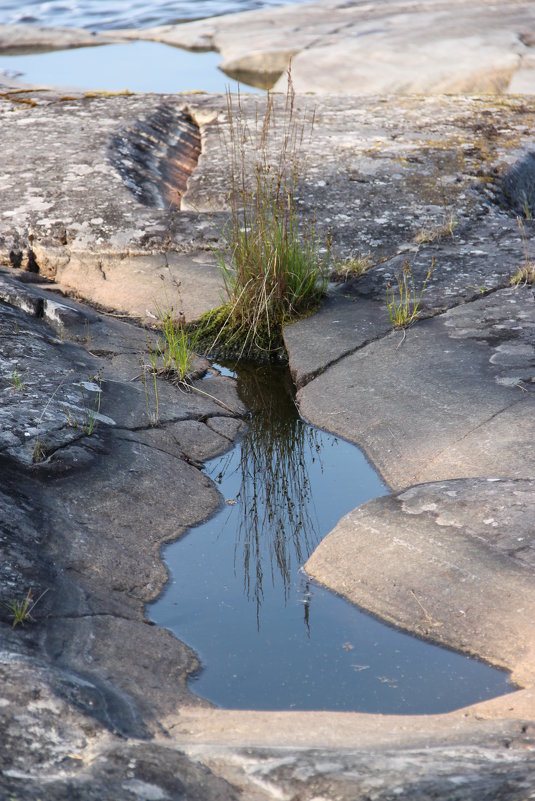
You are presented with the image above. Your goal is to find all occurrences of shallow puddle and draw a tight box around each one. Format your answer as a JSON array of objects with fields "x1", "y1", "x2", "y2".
[
  {"x1": 0, "y1": 40, "x2": 263, "y2": 94},
  {"x1": 149, "y1": 363, "x2": 513, "y2": 714}
]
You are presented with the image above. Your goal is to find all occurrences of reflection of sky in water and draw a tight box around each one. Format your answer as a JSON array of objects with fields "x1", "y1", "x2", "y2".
[
  {"x1": 0, "y1": 0, "x2": 310, "y2": 30},
  {"x1": 0, "y1": 41, "x2": 263, "y2": 93},
  {"x1": 149, "y1": 365, "x2": 513, "y2": 714}
]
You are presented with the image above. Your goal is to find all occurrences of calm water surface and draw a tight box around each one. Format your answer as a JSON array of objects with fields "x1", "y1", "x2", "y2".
[{"x1": 149, "y1": 364, "x2": 513, "y2": 713}]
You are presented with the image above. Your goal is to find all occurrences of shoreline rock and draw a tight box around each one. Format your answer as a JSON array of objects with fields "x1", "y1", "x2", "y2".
[{"x1": 1, "y1": 75, "x2": 535, "y2": 798}]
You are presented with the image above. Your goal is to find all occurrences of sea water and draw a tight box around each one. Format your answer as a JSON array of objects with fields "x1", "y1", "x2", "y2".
[{"x1": 0, "y1": 0, "x2": 310, "y2": 31}]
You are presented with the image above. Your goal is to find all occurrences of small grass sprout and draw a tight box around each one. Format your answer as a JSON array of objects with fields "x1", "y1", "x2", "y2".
[
  {"x1": 82, "y1": 381, "x2": 101, "y2": 435},
  {"x1": 32, "y1": 371, "x2": 74, "y2": 463},
  {"x1": 386, "y1": 259, "x2": 434, "y2": 328},
  {"x1": 32, "y1": 437, "x2": 46, "y2": 463},
  {"x1": 511, "y1": 217, "x2": 535, "y2": 286},
  {"x1": 11, "y1": 369, "x2": 25, "y2": 391},
  {"x1": 4, "y1": 588, "x2": 48, "y2": 628},
  {"x1": 414, "y1": 212, "x2": 457, "y2": 245},
  {"x1": 331, "y1": 253, "x2": 372, "y2": 282},
  {"x1": 156, "y1": 310, "x2": 195, "y2": 381},
  {"x1": 66, "y1": 378, "x2": 102, "y2": 435},
  {"x1": 139, "y1": 350, "x2": 160, "y2": 425}
]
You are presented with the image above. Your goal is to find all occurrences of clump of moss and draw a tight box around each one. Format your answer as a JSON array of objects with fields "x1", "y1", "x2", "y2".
[{"x1": 190, "y1": 304, "x2": 289, "y2": 363}]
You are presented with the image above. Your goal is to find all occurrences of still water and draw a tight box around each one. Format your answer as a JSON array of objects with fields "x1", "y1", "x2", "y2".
[
  {"x1": 149, "y1": 364, "x2": 513, "y2": 713},
  {"x1": 0, "y1": 0, "x2": 310, "y2": 30},
  {"x1": 0, "y1": 40, "x2": 261, "y2": 93}
]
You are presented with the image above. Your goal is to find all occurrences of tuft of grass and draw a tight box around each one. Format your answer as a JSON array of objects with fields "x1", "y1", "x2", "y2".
[
  {"x1": 155, "y1": 308, "x2": 195, "y2": 382},
  {"x1": 386, "y1": 259, "x2": 434, "y2": 328},
  {"x1": 32, "y1": 371, "x2": 74, "y2": 464},
  {"x1": 201, "y1": 71, "x2": 327, "y2": 361},
  {"x1": 81, "y1": 379, "x2": 102, "y2": 436},
  {"x1": 331, "y1": 253, "x2": 372, "y2": 283},
  {"x1": 32, "y1": 437, "x2": 46, "y2": 463},
  {"x1": 4, "y1": 588, "x2": 48, "y2": 628},
  {"x1": 414, "y1": 212, "x2": 457, "y2": 244},
  {"x1": 511, "y1": 217, "x2": 535, "y2": 286},
  {"x1": 511, "y1": 263, "x2": 535, "y2": 286},
  {"x1": 64, "y1": 377, "x2": 102, "y2": 435}
]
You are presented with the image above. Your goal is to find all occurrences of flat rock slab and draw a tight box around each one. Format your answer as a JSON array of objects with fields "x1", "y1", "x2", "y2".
[
  {"x1": 0, "y1": 23, "x2": 117, "y2": 54},
  {"x1": 117, "y1": 0, "x2": 535, "y2": 95},
  {"x1": 306, "y1": 477, "x2": 535, "y2": 687},
  {"x1": 296, "y1": 286, "x2": 535, "y2": 489}
]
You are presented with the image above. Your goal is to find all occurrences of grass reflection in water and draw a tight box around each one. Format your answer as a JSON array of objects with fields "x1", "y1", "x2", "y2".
[{"x1": 218, "y1": 363, "x2": 321, "y2": 622}]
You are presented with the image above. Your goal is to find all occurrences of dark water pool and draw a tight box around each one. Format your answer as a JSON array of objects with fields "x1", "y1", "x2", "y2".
[{"x1": 149, "y1": 363, "x2": 513, "y2": 713}]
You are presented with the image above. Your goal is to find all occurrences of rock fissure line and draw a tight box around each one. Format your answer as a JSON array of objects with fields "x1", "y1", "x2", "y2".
[
  {"x1": 47, "y1": 611, "x2": 138, "y2": 622},
  {"x1": 113, "y1": 431, "x2": 199, "y2": 464},
  {"x1": 294, "y1": 275, "x2": 523, "y2": 393},
  {"x1": 411, "y1": 394, "x2": 530, "y2": 486}
]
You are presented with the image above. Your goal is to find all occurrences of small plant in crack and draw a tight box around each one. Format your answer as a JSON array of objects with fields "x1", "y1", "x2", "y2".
[
  {"x1": 32, "y1": 370, "x2": 74, "y2": 463},
  {"x1": 4, "y1": 588, "x2": 48, "y2": 628},
  {"x1": 140, "y1": 349, "x2": 160, "y2": 426},
  {"x1": 158, "y1": 314, "x2": 194, "y2": 381},
  {"x1": 153, "y1": 295, "x2": 196, "y2": 383},
  {"x1": 81, "y1": 378, "x2": 102, "y2": 435},
  {"x1": 63, "y1": 377, "x2": 102, "y2": 435},
  {"x1": 11, "y1": 369, "x2": 25, "y2": 391},
  {"x1": 32, "y1": 437, "x2": 46, "y2": 463},
  {"x1": 386, "y1": 259, "x2": 434, "y2": 328},
  {"x1": 414, "y1": 212, "x2": 457, "y2": 245},
  {"x1": 511, "y1": 217, "x2": 535, "y2": 286}
]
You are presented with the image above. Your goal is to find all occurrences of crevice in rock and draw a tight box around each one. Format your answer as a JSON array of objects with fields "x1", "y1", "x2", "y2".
[
  {"x1": 49, "y1": 611, "x2": 136, "y2": 622},
  {"x1": 108, "y1": 104, "x2": 201, "y2": 209},
  {"x1": 293, "y1": 282, "x2": 514, "y2": 392},
  {"x1": 114, "y1": 431, "x2": 190, "y2": 463},
  {"x1": 411, "y1": 395, "x2": 529, "y2": 486}
]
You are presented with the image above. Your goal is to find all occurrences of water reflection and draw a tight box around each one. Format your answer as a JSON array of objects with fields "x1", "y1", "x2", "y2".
[
  {"x1": 150, "y1": 364, "x2": 513, "y2": 712},
  {"x1": 211, "y1": 365, "x2": 321, "y2": 621}
]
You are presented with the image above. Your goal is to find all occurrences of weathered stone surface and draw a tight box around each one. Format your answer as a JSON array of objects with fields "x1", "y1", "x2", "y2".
[
  {"x1": 2, "y1": 91, "x2": 535, "y2": 332},
  {"x1": 306, "y1": 477, "x2": 535, "y2": 686},
  {"x1": 0, "y1": 92, "x2": 226, "y2": 322},
  {"x1": 296, "y1": 286, "x2": 535, "y2": 489},
  {"x1": 0, "y1": 270, "x2": 249, "y2": 797},
  {"x1": 118, "y1": 0, "x2": 535, "y2": 95},
  {"x1": 0, "y1": 23, "x2": 117, "y2": 54},
  {"x1": 2, "y1": 70, "x2": 535, "y2": 799},
  {"x1": 1, "y1": 268, "x2": 243, "y2": 728}
]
